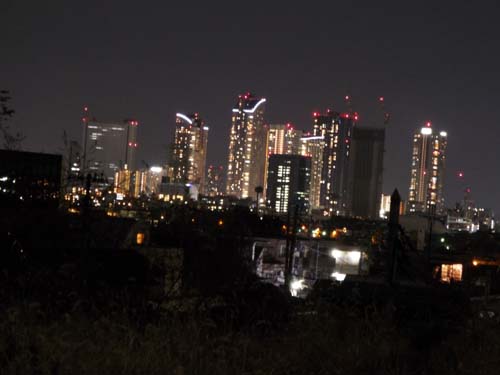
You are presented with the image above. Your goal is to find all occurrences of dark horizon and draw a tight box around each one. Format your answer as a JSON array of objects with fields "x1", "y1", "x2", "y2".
[{"x1": 2, "y1": 0, "x2": 499, "y2": 213}]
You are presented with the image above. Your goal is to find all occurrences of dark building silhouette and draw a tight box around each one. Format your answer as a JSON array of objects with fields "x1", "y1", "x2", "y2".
[
  {"x1": 0, "y1": 149, "x2": 62, "y2": 207},
  {"x1": 348, "y1": 127, "x2": 385, "y2": 219},
  {"x1": 266, "y1": 154, "x2": 311, "y2": 214}
]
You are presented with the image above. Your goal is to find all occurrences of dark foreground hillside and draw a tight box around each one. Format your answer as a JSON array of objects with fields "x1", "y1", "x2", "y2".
[{"x1": 2, "y1": 269, "x2": 500, "y2": 375}]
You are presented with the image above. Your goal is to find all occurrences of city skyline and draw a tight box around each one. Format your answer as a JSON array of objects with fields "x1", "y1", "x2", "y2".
[{"x1": 2, "y1": 1, "x2": 499, "y2": 213}]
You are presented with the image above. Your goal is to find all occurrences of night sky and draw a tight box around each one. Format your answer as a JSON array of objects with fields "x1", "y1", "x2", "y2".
[{"x1": 2, "y1": 1, "x2": 500, "y2": 213}]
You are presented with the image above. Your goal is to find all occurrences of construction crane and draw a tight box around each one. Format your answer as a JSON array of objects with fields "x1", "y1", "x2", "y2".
[
  {"x1": 378, "y1": 96, "x2": 391, "y2": 125},
  {"x1": 344, "y1": 94, "x2": 353, "y2": 114}
]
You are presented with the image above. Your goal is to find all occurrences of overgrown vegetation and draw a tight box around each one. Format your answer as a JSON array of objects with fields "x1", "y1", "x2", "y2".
[{"x1": 2, "y1": 207, "x2": 500, "y2": 374}]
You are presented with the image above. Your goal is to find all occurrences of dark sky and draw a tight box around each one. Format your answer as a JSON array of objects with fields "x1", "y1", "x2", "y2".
[{"x1": 2, "y1": 1, "x2": 500, "y2": 213}]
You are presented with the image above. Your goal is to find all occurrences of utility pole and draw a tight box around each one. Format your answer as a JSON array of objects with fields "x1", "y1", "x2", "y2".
[
  {"x1": 424, "y1": 203, "x2": 436, "y2": 284},
  {"x1": 284, "y1": 203, "x2": 292, "y2": 291},
  {"x1": 284, "y1": 199, "x2": 300, "y2": 293},
  {"x1": 388, "y1": 189, "x2": 401, "y2": 285}
]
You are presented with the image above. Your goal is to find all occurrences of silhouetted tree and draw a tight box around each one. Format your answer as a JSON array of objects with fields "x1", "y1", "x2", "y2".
[{"x1": 0, "y1": 90, "x2": 24, "y2": 150}]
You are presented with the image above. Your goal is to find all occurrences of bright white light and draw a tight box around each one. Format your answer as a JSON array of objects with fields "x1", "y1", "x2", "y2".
[
  {"x1": 301, "y1": 136, "x2": 324, "y2": 141},
  {"x1": 0, "y1": 176, "x2": 8, "y2": 182},
  {"x1": 203, "y1": 126, "x2": 209, "y2": 130},
  {"x1": 440, "y1": 131, "x2": 447, "y2": 137},
  {"x1": 331, "y1": 249, "x2": 342, "y2": 258},
  {"x1": 243, "y1": 98, "x2": 267, "y2": 113},
  {"x1": 116, "y1": 193, "x2": 124, "y2": 201},
  {"x1": 290, "y1": 279, "x2": 305, "y2": 297},
  {"x1": 331, "y1": 272, "x2": 346, "y2": 281},
  {"x1": 150, "y1": 166, "x2": 162, "y2": 173},
  {"x1": 421, "y1": 127, "x2": 432, "y2": 135},
  {"x1": 176, "y1": 113, "x2": 193, "y2": 124},
  {"x1": 348, "y1": 251, "x2": 361, "y2": 263}
]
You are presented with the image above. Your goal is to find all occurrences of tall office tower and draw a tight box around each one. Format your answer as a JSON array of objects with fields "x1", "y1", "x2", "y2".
[
  {"x1": 407, "y1": 123, "x2": 448, "y2": 214},
  {"x1": 82, "y1": 110, "x2": 138, "y2": 184},
  {"x1": 226, "y1": 93, "x2": 267, "y2": 199},
  {"x1": 266, "y1": 154, "x2": 311, "y2": 214},
  {"x1": 169, "y1": 113, "x2": 209, "y2": 192},
  {"x1": 299, "y1": 134, "x2": 324, "y2": 209},
  {"x1": 312, "y1": 110, "x2": 356, "y2": 215},
  {"x1": 206, "y1": 165, "x2": 225, "y2": 196},
  {"x1": 348, "y1": 127, "x2": 385, "y2": 219}
]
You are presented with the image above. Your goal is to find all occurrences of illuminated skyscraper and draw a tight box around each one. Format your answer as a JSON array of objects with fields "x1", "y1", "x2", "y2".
[
  {"x1": 264, "y1": 123, "x2": 302, "y2": 197},
  {"x1": 82, "y1": 110, "x2": 138, "y2": 184},
  {"x1": 313, "y1": 110, "x2": 356, "y2": 215},
  {"x1": 206, "y1": 165, "x2": 225, "y2": 196},
  {"x1": 226, "y1": 93, "x2": 267, "y2": 199},
  {"x1": 407, "y1": 123, "x2": 447, "y2": 214},
  {"x1": 169, "y1": 113, "x2": 209, "y2": 193},
  {"x1": 300, "y1": 134, "x2": 324, "y2": 209},
  {"x1": 266, "y1": 154, "x2": 311, "y2": 214}
]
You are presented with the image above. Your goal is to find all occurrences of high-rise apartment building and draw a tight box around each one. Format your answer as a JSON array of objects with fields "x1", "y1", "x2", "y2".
[
  {"x1": 407, "y1": 123, "x2": 447, "y2": 214},
  {"x1": 348, "y1": 127, "x2": 385, "y2": 219},
  {"x1": 266, "y1": 154, "x2": 311, "y2": 214},
  {"x1": 206, "y1": 165, "x2": 225, "y2": 197},
  {"x1": 82, "y1": 113, "x2": 138, "y2": 184},
  {"x1": 264, "y1": 123, "x2": 302, "y2": 198},
  {"x1": 226, "y1": 93, "x2": 267, "y2": 199},
  {"x1": 267, "y1": 123, "x2": 302, "y2": 156},
  {"x1": 169, "y1": 113, "x2": 209, "y2": 193},
  {"x1": 313, "y1": 110, "x2": 356, "y2": 215},
  {"x1": 299, "y1": 134, "x2": 324, "y2": 209}
]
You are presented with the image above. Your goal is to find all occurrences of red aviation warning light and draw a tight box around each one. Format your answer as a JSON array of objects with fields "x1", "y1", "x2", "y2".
[
  {"x1": 426, "y1": 121, "x2": 432, "y2": 127},
  {"x1": 379, "y1": 97, "x2": 384, "y2": 102},
  {"x1": 457, "y1": 171, "x2": 464, "y2": 178}
]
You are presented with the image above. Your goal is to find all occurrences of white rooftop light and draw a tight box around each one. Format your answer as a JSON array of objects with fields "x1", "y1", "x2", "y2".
[
  {"x1": 176, "y1": 113, "x2": 193, "y2": 124},
  {"x1": 243, "y1": 98, "x2": 267, "y2": 113},
  {"x1": 421, "y1": 127, "x2": 433, "y2": 135}
]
